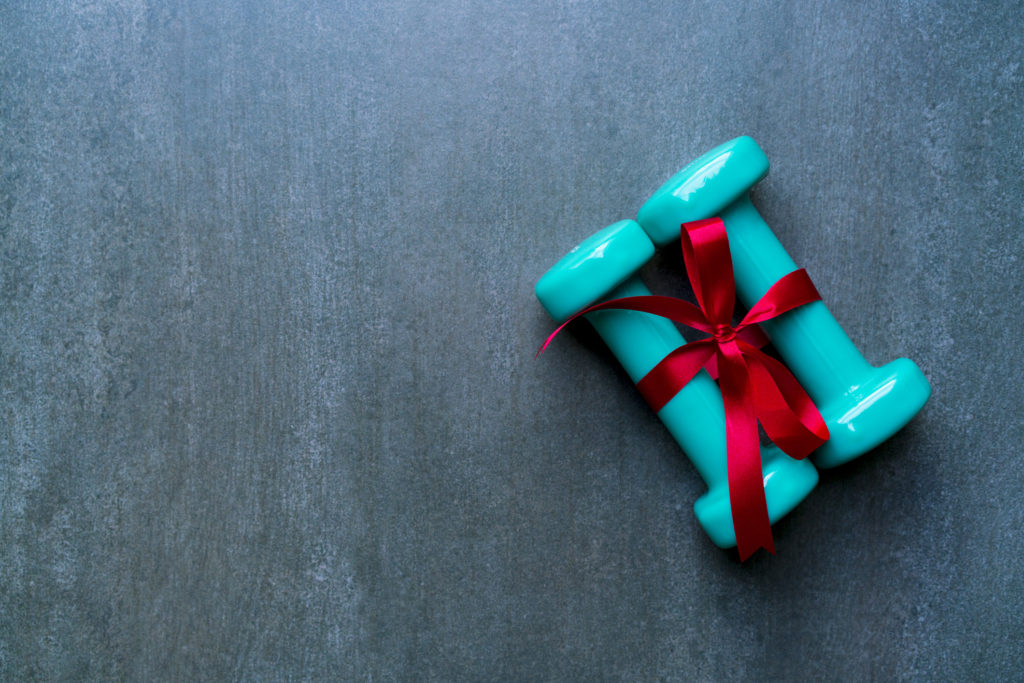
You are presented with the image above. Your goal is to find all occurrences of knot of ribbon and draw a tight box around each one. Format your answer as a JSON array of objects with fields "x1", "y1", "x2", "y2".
[{"x1": 539, "y1": 218, "x2": 829, "y2": 560}]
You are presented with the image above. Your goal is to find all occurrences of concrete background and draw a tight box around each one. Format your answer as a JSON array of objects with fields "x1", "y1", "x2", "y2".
[{"x1": 2, "y1": 1, "x2": 1022, "y2": 680}]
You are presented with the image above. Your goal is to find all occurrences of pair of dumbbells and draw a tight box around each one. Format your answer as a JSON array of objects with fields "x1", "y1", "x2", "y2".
[{"x1": 536, "y1": 136, "x2": 931, "y2": 550}]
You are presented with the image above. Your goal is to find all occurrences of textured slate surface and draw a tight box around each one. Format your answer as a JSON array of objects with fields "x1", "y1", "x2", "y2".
[{"x1": 2, "y1": 1, "x2": 1022, "y2": 680}]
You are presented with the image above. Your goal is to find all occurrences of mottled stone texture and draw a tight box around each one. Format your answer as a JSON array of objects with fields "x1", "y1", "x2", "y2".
[{"x1": 1, "y1": 0, "x2": 1021, "y2": 680}]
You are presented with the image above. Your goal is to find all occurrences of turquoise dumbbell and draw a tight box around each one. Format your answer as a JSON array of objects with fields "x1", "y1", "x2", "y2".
[
  {"x1": 536, "y1": 219, "x2": 818, "y2": 548},
  {"x1": 637, "y1": 136, "x2": 931, "y2": 467}
]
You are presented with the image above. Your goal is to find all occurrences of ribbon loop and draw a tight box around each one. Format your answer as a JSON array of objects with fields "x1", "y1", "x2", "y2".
[{"x1": 539, "y1": 218, "x2": 828, "y2": 560}]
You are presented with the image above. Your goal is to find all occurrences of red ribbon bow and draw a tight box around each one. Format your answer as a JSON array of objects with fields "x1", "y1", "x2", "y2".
[{"x1": 540, "y1": 218, "x2": 829, "y2": 560}]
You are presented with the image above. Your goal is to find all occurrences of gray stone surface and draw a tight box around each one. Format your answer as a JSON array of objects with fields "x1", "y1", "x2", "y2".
[{"x1": 2, "y1": 0, "x2": 1022, "y2": 679}]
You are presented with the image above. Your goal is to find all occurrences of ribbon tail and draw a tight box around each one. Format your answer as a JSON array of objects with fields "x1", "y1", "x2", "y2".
[
  {"x1": 717, "y1": 341, "x2": 775, "y2": 561},
  {"x1": 536, "y1": 295, "x2": 714, "y2": 358}
]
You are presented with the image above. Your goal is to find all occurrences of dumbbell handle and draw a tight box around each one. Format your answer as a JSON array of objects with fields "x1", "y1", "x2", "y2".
[
  {"x1": 586, "y1": 277, "x2": 730, "y2": 489},
  {"x1": 721, "y1": 195, "x2": 873, "y2": 403}
]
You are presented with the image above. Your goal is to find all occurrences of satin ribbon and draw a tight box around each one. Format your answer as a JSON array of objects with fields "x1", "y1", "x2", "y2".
[{"x1": 539, "y1": 218, "x2": 829, "y2": 560}]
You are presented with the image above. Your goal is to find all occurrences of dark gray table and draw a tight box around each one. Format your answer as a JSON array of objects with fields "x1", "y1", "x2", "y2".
[{"x1": 3, "y1": 1, "x2": 1022, "y2": 680}]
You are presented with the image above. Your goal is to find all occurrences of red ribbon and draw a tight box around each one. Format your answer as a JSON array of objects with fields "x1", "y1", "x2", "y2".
[{"x1": 540, "y1": 218, "x2": 829, "y2": 560}]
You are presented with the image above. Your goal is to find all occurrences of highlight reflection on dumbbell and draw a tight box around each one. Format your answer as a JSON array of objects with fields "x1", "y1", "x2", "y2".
[
  {"x1": 637, "y1": 137, "x2": 931, "y2": 467},
  {"x1": 535, "y1": 219, "x2": 818, "y2": 548}
]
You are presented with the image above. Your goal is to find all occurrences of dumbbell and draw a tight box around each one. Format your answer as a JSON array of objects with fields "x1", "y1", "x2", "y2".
[
  {"x1": 637, "y1": 136, "x2": 931, "y2": 467},
  {"x1": 535, "y1": 219, "x2": 818, "y2": 548}
]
